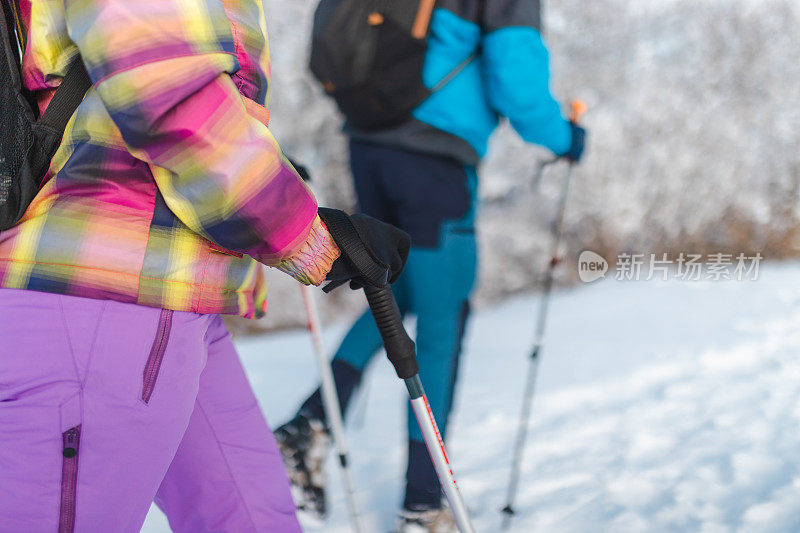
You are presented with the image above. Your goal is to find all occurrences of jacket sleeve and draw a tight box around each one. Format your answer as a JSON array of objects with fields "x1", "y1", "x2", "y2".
[
  {"x1": 63, "y1": 0, "x2": 337, "y2": 276},
  {"x1": 482, "y1": 0, "x2": 572, "y2": 155}
]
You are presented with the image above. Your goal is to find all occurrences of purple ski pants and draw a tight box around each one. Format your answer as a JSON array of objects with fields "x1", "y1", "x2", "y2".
[{"x1": 0, "y1": 289, "x2": 301, "y2": 532}]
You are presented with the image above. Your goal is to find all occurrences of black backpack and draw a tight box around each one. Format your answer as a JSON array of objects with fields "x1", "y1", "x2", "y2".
[
  {"x1": 0, "y1": 0, "x2": 90, "y2": 231},
  {"x1": 309, "y1": 0, "x2": 480, "y2": 131}
]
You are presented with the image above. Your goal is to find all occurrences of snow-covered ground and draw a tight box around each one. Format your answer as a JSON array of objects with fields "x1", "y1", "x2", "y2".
[{"x1": 143, "y1": 263, "x2": 800, "y2": 532}]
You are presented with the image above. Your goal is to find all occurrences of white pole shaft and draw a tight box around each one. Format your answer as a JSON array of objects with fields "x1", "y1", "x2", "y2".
[
  {"x1": 409, "y1": 392, "x2": 475, "y2": 533},
  {"x1": 300, "y1": 285, "x2": 362, "y2": 533},
  {"x1": 501, "y1": 354, "x2": 541, "y2": 529},
  {"x1": 501, "y1": 161, "x2": 576, "y2": 528}
]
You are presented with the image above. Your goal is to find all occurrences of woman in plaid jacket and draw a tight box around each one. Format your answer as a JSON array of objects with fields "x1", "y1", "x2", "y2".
[{"x1": 0, "y1": 1, "x2": 407, "y2": 531}]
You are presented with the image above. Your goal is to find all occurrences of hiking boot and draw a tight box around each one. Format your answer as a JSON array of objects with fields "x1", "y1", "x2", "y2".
[
  {"x1": 273, "y1": 414, "x2": 330, "y2": 518},
  {"x1": 394, "y1": 505, "x2": 457, "y2": 533}
]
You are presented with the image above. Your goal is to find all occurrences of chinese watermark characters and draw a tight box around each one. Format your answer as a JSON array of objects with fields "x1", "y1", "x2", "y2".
[{"x1": 578, "y1": 251, "x2": 762, "y2": 283}]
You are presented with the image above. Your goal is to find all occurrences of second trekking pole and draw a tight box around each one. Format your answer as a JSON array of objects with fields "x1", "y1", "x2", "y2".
[
  {"x1": 363, "y1": 284, "x2": 475, "y2": 533},
  {"x1": 500, "y1": 101, "x2": 587, "y2": 530},
  {"x1": 299, "y1": 284, "x2": 363, "y2": 533}
]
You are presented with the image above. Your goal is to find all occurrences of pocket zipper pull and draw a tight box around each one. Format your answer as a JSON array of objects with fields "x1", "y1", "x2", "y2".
[{"x1": 63, "y1": 427, "x2": 79, "y2": 458}]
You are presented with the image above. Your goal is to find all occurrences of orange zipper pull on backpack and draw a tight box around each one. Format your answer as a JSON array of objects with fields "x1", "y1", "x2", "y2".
[{"x1": 412, "y1": 0, "x2": 436, "y2": 39}]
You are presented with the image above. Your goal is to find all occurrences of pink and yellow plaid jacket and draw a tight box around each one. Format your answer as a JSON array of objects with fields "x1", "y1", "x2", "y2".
[{"x1": 0, "y1": 0, "x2": 339, "y2": 318}]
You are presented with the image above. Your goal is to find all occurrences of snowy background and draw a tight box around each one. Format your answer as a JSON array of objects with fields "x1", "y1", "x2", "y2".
[
  {"x1": 146, "y1": 263, "x2": 800, "y2": 532},
  {"x1": 144, "y1": 1, "x2": 800, "y2": 530},
  {"x1": 226, "y1": 0, "x2": 800, "y2": 333}
]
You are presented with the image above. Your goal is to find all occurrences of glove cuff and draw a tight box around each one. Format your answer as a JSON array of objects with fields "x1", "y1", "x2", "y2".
[
  {"x1": 276, "y1": 215, "x2": 341, "y2": 286},
  {"x1": 561, "y1": 122, "x2": 586, "y2": 163},
  {"x1": 318, "y1": 207, "x2": 391, "y2": 287}
]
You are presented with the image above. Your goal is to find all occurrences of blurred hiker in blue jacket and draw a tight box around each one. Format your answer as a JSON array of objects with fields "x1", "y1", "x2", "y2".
[{"x1": 276, "y1": 1, "x2": 586, "y2": 530}]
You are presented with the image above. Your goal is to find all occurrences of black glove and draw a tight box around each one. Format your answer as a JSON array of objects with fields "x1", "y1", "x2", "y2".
[
  {"x1": 318, "y1": 207, "x2": 410, "y2": 292},
  {"x1": 562, "y1": 123, "x2": 586, "y2": 163},
  {"x1": 287, "y1": 157, "x2": 311, "y2": 182}
]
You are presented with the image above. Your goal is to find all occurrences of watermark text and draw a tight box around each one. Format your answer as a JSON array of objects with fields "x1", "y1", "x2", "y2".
[{"x1": 578, "y1": 251, "x2": 762, "y2": 283}]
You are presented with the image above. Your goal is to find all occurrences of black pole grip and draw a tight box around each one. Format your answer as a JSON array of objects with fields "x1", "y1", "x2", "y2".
[{"x1": 363, "y1": 285, "x2": 419, "y2": 379}]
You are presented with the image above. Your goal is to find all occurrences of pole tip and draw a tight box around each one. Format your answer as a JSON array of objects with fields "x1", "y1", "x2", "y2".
[{"x1": 500, "y1": 506, "x2": 515, "y2": 530}]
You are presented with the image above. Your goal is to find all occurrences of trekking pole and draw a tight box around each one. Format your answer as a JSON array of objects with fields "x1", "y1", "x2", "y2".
[
  {"x1": 299, "y1": 284, "x2": 363, "y2": 533},
  {"x1": 531, "y1": 156, "x2": 559, "y2": 191},
  {"x1": 363, "y1": 285, "x2": 475, "y2": 533},
  {"x1": 500, "y1": 101, "x2": 587, "y2": 530}
]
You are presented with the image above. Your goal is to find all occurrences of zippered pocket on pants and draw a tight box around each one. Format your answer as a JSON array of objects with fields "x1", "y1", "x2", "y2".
[
  {"x1": 59, "y1": 425, "x2": 81, "y2": 533},
  {"x1": 141, "y1": 309, "x2": 173, "y2": 404}
]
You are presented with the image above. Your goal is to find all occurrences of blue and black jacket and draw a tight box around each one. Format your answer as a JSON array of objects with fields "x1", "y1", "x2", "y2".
[{"x1": 349, "y1": 0, "x2": 571, "y2": 166}]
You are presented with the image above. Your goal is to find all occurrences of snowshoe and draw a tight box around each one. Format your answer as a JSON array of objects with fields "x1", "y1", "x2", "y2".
[
  {"x1": 273, "y1": 414, "x2": 330, "y2": 519},
  {"x1": 393, "y1": 505, "x2": 457, "y2": 533}
]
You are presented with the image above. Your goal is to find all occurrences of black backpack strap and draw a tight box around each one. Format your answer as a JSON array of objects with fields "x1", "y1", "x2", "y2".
[
  {"x1": 7, "y1": 0, "x2": 25, "y2": 52},
  {"x1": 430, "y1": 52, "x2": 475, "y2": 93},
  {"x1": 7, "y1": 1, "x2": 90, "y2": 132},
  {"x1": 429, "y1": 0, "x2": 486, "y2": 93},
  {"x1": 39, "y1": 56, "x2": 91, "y2": 132}
]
